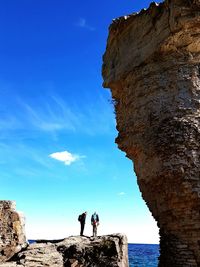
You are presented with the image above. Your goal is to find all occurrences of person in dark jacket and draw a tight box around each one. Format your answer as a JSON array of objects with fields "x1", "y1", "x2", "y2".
[
  {"x1": 91, "y1": 212, "x2": 99, "y2": 237},
  {"x1": 79, "y1": 211, "x2": 87, "y2": 236}
]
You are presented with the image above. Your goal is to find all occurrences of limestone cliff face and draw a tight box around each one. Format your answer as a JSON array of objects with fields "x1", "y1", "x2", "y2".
[
  {"x1": 103, "y1": 1, "x2": 200, "y2": 266},
  {"x1": 0, "y1": 201, "x2": 27, "y2": 262},
  {"x1": 0, "y1": 234, "x2": 128, "y2": 267}
]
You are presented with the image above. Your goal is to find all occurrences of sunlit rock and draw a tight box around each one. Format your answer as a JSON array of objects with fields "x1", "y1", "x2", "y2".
[
  {"x1": 103, "y1": 1, "x2": 200, "y2": 266},
  {"x1": 0, "y1": 234, "x2": 128, "y2": 267},
  {"x1": 0, "y1": 201, "x2": 27, "y2": 262}
]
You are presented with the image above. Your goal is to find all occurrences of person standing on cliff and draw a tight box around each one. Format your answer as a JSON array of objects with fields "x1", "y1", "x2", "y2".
[
  {"x1": 91, "y1": 212, "x2": 99, "y2": 237},
  {"x1": 78, "y1": 211, "x2": 87, "y2": 236}
]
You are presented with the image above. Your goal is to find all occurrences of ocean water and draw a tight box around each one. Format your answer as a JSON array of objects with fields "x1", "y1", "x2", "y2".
[{"x1": 128, "y1": 244, "x2": 159, "y2": 267}]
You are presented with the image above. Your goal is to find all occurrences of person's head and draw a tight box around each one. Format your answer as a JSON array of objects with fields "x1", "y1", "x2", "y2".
[{"x1": 85, "y1": 211, "x2": 87, "y2": 215}]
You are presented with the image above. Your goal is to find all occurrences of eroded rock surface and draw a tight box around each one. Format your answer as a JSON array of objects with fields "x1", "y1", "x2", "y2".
[
  {"x1": 0, "y1": 234, "x2": 128, "y2": 267},
  {"x1": 103, "y1": 0, "x2": 200, "y2": 266},
  {"x1": 0, "y1": 201, "x2": 27, "y2": 262}
]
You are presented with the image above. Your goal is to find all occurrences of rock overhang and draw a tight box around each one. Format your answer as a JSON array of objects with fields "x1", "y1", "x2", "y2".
[{"x1": 102, "y1": 0, "x2": 200, "y2": 88}]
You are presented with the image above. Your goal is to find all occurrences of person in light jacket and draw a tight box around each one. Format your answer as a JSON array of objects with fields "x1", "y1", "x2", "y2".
[{"x1": 91, "y1": 212, "x2": 99, "y2": 237}]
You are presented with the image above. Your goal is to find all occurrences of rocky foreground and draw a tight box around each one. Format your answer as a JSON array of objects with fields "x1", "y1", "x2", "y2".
[{"x1": 0, "y1": 234, "x2": 128, "y2": 267}]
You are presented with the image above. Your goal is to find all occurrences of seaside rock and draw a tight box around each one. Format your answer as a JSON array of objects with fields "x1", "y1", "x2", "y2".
[
  {"x1": 0, "y1": 234, "x2": 128, "y2": 267},
  {"x1": 0, "y1": 201, "x2": 27, "y2": 262},
  {"x1": 102, "y1": 1, "x2": 200, "y2": 266}
]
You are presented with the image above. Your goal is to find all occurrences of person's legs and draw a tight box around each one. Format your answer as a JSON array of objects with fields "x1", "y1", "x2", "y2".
[
  {"x1": 92, "y1": 224, "x2": 94, "y2": 237},
  {"x1": 80, "y1": 223, "x2": 85, "y2": 236},
  {"x1": 94, "y1": 225, "x2": 97, "y2": 237},
  {"x1": 93, "y1": 225, "x2": 97, "y2": 237}
]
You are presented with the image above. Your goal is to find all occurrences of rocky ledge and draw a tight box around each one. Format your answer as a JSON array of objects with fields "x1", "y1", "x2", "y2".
[{"x1": 0, "y1": 234, "x2": 128, "y2": 267}]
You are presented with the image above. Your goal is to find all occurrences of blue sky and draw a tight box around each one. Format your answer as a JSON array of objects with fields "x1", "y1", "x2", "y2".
[{"x1": 0, "y1": 0, "x2": 160, "y2": 243}]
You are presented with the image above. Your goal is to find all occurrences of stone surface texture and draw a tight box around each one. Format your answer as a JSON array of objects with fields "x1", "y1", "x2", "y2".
[
  {"x1": 0, "y1": 201, "x2": 27, "y2": 262},
  {"x1": 102, "y1": 0, "x2": 200, "y2": 266},
  {"x1": 0, "y1": 234, "x2": 128, "y2": 267}
]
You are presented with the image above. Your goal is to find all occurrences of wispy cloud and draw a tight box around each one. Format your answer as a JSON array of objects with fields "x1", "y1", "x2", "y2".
[
  {"x1": 76, "y1": 18, "x2": 95, "y2": 31},
  {"x1": 22, "y1": 101, "x2": 76, "y2": 132},
  {"x1": 49, "y1": 150, "x2": 83, "y2": 166},
  {"x1": 19, "y1": 93, "x2": 115, "y2": 136},
  {"x1": 0, "y1": 80, "x2": 115, "y2": 139},
  {"x1": 0, "y1": 116, "x2": 22, "y2": 131}
]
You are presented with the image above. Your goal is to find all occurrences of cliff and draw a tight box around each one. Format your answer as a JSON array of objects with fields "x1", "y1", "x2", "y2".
[
  {"x1": 102, "y1": 0, "x2": 200, "y2": 266},
  {"x1": 0, "y1": 234, "x2": 128, "y2": 267}
]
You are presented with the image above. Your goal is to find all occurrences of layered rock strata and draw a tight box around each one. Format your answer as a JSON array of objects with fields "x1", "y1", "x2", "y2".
[
  {"x1": 102, "y1": 0, "x2": 200, "y2": 266},
  {"x1": 0, "y1": 201, "x2": 27, "y2": 262},
  {"x1": 0, "y1": 234, "x2": 128, "y2": 267}
]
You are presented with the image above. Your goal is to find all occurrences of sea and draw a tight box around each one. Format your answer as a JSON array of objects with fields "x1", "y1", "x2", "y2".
[
  {"x1": 28, "y1": 241, "x2": 159, "y2": 266},
  {"x1": 128, "y1": 244, "x2": 159, "y2": 267}
]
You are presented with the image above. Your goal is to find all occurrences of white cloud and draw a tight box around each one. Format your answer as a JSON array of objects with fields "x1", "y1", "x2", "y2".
[
  {"x1": 49, "y1": 151, "x2": 81, "y2": 166},
  {"x1": 76, "y1": 17, "x2": 95, "y2": 31},
  {"x1": 118, "y1": 192, "x2": 126, "y2": 196}
]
